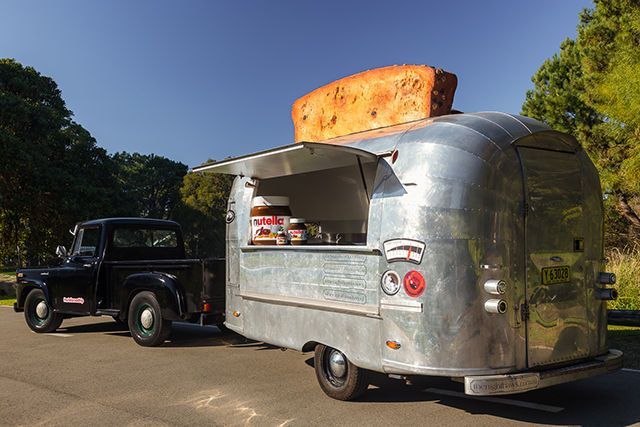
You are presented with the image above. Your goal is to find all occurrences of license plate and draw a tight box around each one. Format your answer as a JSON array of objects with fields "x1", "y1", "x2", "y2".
[{"x1": 541, "y1": 266, "x2": 571, "y2": 285}]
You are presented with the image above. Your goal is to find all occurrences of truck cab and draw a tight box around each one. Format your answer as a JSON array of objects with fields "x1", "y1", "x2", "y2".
[{"x1": 14, "y1": 218, "x2": 225, "y2": 346}]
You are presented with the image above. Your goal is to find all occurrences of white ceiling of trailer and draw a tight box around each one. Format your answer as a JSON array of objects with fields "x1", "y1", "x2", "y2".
[{"x1": 192, "y1": 142, "x2": 379, "y2": 179}]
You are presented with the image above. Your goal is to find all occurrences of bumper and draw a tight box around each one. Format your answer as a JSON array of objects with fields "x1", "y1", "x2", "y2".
[{"x1": 464, "y1": 349, "x2": 623, "y2": 396}]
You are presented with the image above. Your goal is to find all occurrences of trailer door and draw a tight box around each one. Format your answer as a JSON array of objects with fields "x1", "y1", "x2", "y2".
[{"x1": 518, "y1": 146, "x2": 589, "y2": 368}]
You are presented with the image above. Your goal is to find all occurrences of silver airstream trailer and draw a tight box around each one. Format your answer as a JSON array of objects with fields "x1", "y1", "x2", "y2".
[{"x1": 194, "y1": 112, "x2": 622, "y2": 400}]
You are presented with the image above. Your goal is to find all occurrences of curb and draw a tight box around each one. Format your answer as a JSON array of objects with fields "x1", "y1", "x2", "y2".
[{"x1": 608, "y1": 310, "x2": 640, "y2": 327}]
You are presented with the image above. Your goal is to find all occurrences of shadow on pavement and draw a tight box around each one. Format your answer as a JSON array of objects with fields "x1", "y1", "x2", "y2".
[
  {"x1": 58, "y1": 319, "x2": 273, "y2": 349},
  {"x1": 303, "y1": 356, "x2": 639, "y2": 425}
]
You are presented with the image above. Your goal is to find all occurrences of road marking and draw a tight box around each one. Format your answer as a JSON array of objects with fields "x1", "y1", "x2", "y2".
[
  {"x1": 31, "y1": 331, "x2": 73, "y2": 337},
  {"x1": 622, "y1": 368, "x2": 640, "y2": 374},
  {"x1": 424, "y1": 388, "x2": 564, "y2": 413}
]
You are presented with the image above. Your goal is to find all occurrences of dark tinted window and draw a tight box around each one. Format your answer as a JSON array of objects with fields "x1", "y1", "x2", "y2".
[
  {"x1": 71, "y1": 228, "x2": 100, "y2": 257},
  {"x1": 112, "y1": 228, "x2": 178, "y2": 248}
]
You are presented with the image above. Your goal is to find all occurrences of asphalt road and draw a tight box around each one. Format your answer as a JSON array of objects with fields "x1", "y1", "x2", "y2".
[{"x1": 1, "y1": 307, "x2": 639, "y2": 427}]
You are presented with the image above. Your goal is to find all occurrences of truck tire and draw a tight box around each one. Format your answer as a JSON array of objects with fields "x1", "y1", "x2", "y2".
[
  {"x1": 314, "y1": 344, "x2": 369, "y2": 401},
  {"x1": 24, "y1": 288, "x2": 63, "y2": 333},
  {"x1": 128, "y1": 291, "x2": 172, "y2": 347}
]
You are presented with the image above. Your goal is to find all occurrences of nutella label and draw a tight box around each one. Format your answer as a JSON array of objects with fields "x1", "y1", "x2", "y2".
[
  {"x1": 251, "y1": 215, "x2": 290, "y2": 242},
  {"x1": 288, "y1": 229, "x2": 308, "y2": 242}
]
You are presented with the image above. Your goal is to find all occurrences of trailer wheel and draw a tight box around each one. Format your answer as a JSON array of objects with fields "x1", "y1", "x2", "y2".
[
  {"x1": 128, "y1": 291, "x2": 171, "y2": 347},
  {"x1": 314, "y1": 344, "x2": 369, "y2": 400},
  {"x1": 24, "y1": 289, "x2": 63, "y2": 333}
]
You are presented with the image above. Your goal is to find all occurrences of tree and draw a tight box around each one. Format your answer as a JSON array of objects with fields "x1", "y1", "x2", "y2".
[
  {"x1": 0, "y1": 59, "x2": 124, "y2": 265},
  {"x1": 522, "y1": 0, "x2": 640, "y2": 247},
  {"x1": 111, "y1": 152, "x2": 188, "y2": 219},
  {"x1": 177, "y1": 165, "x2": 233, "y2": 258}
]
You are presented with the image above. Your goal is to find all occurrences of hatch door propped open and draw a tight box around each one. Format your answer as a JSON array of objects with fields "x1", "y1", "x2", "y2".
[{"x1": 192, "y1": 142, "x2": 379, "y2": 179}]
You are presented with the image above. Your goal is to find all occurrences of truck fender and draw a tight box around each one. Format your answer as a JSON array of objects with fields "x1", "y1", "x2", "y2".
[
  {"x1": 121, "y1": 272, "x2": 186, "y2": 321},
  {"x1": 17, "y1": 280, "x2": 51, "y2": 309}
]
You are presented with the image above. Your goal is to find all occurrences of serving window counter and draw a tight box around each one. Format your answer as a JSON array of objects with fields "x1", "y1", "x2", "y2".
[{"x1": 194, "y1": 142, "x2": 382, "y2": 250}]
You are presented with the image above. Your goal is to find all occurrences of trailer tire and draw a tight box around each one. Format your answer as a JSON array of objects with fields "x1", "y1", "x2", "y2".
[
  {"x1": 24, "y1": 289, "x2": 63, "y2": 333},
  {"x1": 314, "y1": 344, "x2": 369, "y2": 401},
  {"x1": 128, "y1": 291, "x2": 172, "y2": 347}
]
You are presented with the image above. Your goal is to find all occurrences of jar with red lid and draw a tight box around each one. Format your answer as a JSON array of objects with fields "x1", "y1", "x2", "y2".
[{"x1": 288, "y1": 218, "x2": 308, "y2": 245}]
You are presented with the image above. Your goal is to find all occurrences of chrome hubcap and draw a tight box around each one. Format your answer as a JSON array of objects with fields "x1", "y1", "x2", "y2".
[
  {"x1": 328, "y1": 350, "x2": 347, "y2": 378},
  {"x1": 140, "y1": 308, "x2": 154, "y2": 329},
  {"x1": 35, "y1": 301, "x2": 48, "y2": 319}
]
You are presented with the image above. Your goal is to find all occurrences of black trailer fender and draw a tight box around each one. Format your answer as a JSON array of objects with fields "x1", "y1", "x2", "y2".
[
  {"x1": 121, "y1": 272, "x2": 186, "y2": 321},
  {"x1": 14, "y1": 279, "x2": 51, "y2": 312}
]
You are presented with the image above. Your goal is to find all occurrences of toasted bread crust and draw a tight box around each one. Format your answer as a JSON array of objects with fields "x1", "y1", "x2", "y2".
[{"x1": 292, "y1": 65, "x2": 457, "y2": 142}]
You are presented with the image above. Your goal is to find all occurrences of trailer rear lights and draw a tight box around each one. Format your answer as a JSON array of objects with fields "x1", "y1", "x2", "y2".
[
  {"x1": 484, "y1": 279, "x2": 506, "y2": 295},
  {"x1": 232, "y1": 311, "x2": 241, "y2": 317},
  {"x1": 403, "y1": 270, "x2": 425, "y2": 298},
  {"x1": 203, "y1": 303, "x2": 212, "y2": 313},
  {"x1": 484, "y1": 299, "x2": 507, "y2": 314},
  {"x1": 386, "y1": 340, "x2": 401, "y2": 350},
  {"x1": 598, "y1": 272, "x2": 616, "y2": 285},
  {"x1": 381, "y1": 270, "x2": 401, "y2": 295},
  {"x1": 391, "y1": 149, "x2": 399, "y2": 164}
]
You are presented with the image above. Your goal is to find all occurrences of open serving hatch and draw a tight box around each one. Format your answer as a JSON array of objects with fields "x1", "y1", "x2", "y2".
[
  {"x1": 193, "y1": 142, "x2": 384, "y2": 242},
  {"x1": 192, "y1": 142, "x2": 380, "y2": 179}
]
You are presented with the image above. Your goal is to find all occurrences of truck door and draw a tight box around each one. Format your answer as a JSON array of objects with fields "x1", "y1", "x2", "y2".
[
  {"x1": 518, "y1": 146, "x2": 589, "y2": 368},
  {"x1": 48, "y1": 226, "x2": 101, "y2": 314}
]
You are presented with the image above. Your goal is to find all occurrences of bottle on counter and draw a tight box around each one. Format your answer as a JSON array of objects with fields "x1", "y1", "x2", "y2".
[{"x1": 276, "y1": 229, "x2": 288, "y2": 246}]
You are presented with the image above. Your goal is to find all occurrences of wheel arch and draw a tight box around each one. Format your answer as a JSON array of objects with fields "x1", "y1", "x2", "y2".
[
  {"x1": 18, "y1": 281, "x2": 51, "y2": 309},
  {"x1": 121, "y1": 273, "x2": 185, "y2": 321}
]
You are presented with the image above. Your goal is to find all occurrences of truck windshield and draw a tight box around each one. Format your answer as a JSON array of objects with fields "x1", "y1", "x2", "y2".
[
  {"x1": 112, "y1": 228, "x2": 178, "y2": 248},
  {"x1": 71, "y1": 227, "x2": 100, "y2": 257}
]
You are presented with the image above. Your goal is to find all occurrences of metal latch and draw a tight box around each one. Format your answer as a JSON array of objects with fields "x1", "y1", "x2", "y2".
[{"x1": 520, "y1": 302, "x2": 530, "y2": 321}]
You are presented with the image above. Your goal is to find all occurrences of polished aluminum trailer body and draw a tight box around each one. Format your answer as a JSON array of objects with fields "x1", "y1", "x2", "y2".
[{"x1": 195, "y1": 112, "x2": 621, "y2": 395}]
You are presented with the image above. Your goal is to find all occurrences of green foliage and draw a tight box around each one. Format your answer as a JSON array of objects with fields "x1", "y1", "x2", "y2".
[
  {"x1": 111, "y1": 152, "x2": 188, "y2": 219},
  {"x1": 177, "y1": 166, "x2": 233, "y2": 258},
  {"x1": 0, "y1": 59, "x2": 205, "y2": 265},
  {"x1": 0, "y1": 59, "x2": 121, "y2": 265},
  {"x1": 606, "y1": 246, "x2": 640, "y2": 310},
  {"x1": 522, "y1": 0, "x2": 640, "y2": 248}
]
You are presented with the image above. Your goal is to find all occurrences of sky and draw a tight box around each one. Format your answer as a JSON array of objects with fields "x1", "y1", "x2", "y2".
[{"x1": 1, "y1": 0, "x2": 593, "y2": 168}]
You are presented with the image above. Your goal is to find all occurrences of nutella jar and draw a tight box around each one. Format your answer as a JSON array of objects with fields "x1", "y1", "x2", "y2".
[
  {"x1": 250, "y1": 196, "x2": 291, "y2": 245},
  {"x1": 288, "y1": 218, "x2": 308, "y2": 245}
]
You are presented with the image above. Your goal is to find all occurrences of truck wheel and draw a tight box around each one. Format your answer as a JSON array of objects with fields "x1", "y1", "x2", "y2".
[
  {"x1": 314, "y1": 344, "x2": 369, "y2": 400},
  {"x1": 128, "y1": 291, "x2": 172, "y2": 347},
  {"x1": 24, "y1": 289, "x2": 63, "y2": 333}
]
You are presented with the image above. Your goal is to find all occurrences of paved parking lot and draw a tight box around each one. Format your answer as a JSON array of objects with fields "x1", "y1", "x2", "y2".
[{"x1": 1, "y1": 307, "x2": 639, "y2": 426}]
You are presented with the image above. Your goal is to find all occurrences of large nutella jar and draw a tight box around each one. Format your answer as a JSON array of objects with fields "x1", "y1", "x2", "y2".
[
  {"x1": 250, "y1": 196, "x2": 291, "y2": 245},
  {"x1": 288, "y1": 218, "x2": 308, "y2": 245}
]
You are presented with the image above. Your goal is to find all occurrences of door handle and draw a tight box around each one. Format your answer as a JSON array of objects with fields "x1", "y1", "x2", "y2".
[
  {"x1": 550, "y1": 256, "x2": 563, "y2": 262},
  {"x1": 83, "y1": 263, "x2": 93, "y2": 268}
]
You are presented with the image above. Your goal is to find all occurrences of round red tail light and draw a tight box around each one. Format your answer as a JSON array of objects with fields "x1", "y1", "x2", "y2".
[{"x1": 403, "y1": 270, "x2": 425, "y2": 298}]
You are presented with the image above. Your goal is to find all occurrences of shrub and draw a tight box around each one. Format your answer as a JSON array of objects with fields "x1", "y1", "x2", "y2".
[{"x1": 606, "y1": 246, "x2": 640, "y2": 310}]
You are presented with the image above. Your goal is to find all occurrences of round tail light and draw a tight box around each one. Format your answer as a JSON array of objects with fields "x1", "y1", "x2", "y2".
[{"x1": 404, "y1": 270, "x2": 425, "y2": 298}]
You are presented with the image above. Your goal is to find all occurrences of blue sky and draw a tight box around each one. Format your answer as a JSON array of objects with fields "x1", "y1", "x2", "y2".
[{"x1": 1, "y1": 0, "x2": 592, "y2": 168}]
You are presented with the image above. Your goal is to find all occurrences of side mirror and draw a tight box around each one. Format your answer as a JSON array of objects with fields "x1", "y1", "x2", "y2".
[{"x1": 56, "y1": 245, "x2": 68, "y2": 258}]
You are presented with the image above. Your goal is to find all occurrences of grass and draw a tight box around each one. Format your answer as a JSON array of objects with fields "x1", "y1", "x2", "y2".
[
  {"x1": 605, "y1": 247, "x2": 640, "y2": 310},
  {"x1": 0, "y1": 298, "x2": 16, "y2": 306}
]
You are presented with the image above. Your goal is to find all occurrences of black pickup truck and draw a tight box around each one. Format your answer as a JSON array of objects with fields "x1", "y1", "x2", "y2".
[{"x1": 13, "y1": 218, "x2": 225, "y2": 346}]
